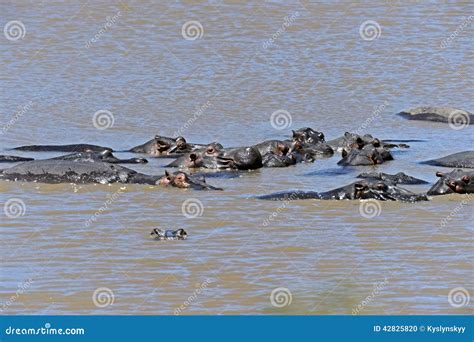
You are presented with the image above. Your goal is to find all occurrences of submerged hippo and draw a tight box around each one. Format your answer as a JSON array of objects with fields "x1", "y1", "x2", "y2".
[
  {"x1": 158, "y1": 170, "x2": 222, "y2": 190},
  {"x1": 0, "y1": 160, "x2": 220, "y2": 189},
  {"x1": 12, "y1": 144, "x2": 113, "y2": 152},
  {"x1": 0, "y1": 160, "x2": 159, "y2": 185},
  {"x1": 327, "y1": 132, "x2": 408, "y2": 152},
  {"x1": 357, "y1": 172, "x2": 428, "y2": 184},
  {"x1": 290, "y1": 127, "x2": 334, "y2": 158},
  {"x1": 257, "y1": 179, "x2": 428, "y2": 202},
  {"x1": 167, "y1": 143, "x2": 262, "y2": 170},
  {"x1": 48, "y1": 150, "x2": 148, "y2": 164},
  {"x1": 398, "y1": 106, "x2": 473, "y2": 124},
  {"x1": 338, "y1": 145, "x2": 393, "y2": 166},
  {"x1": 254, "y1": 139, "x2": 314, "y2": 167},
  {"x1": 0, "y1": 155, "x2": 34, "y2": 163},
  {"x1": 421, "y1": 151, "x2": 474, "y2": 169},
  {"x1": 150, "y1": 228, "x2": 188, "y2": 241},
  {"x1": 427, "y1": 169, "x2": 474, "y2": 196},
  {"x1": 129, "y1": 135, "x2": 205, "y2": 156}
]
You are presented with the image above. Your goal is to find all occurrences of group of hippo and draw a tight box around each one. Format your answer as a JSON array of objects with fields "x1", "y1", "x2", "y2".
[{"x1": 1, "y1": 124, "x2": 473, "y2": 204}]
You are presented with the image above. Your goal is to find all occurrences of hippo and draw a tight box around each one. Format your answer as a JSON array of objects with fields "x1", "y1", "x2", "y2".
[
  {"x1": 158, "y1": 170, "x2": 222, "y2": 190},
  {"x1": 357, "y1": 172, "x2": 428, "y2": 184},
  {"x1": 150, "y1": 228, "x2": 188, "y2": 241},
  {"x1": 290, "y1": 127, "x2": 334, "y2": 158},
  {"x1": 0, "y1": 160, "x2": 221, "y2": 189},
  {"x1": 291, "y1": 127, "x2": 325, "y2": 145},
  {"x1": 0, "y1": 155, "x2": 34, "y2": 163},
  {"x1": 427, "y1": 169, "x2": 474, "y2": 196},
  {"x1": 421, "y1": 151, "x2": 474, "y2": 169},
  {"x1": 12, "y1": 144, "x2": 113, "y2": 152},
  {"x1": 48, "y1": 150, "x2": 148, "y2": 164},
  {"x1": 338, "y1": 145, "x2": 393, "y2": 166},
  {"x1": 327, "y1": 132, "x2": 408, "y2": 152},
  {"x1": 257, "y1": 179, "x2": 428, "y2": 202},
  {"x1": 167, "y1": 143, "x2": 262, "y2": 170},
  {"x1": 129, "y1": 135, "x2": 205, "y2": 156},
  {"x1": 0, "y1": 160, "x2": 159, "y2": 185},
  {"x1": 398, "y1": 106, "x2": 473, "y2": 124},
  {"x1": 261, "y1": 151, "x2": 297, "y2": 168}
]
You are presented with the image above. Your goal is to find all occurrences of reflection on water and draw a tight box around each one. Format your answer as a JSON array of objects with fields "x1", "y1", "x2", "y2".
[{"x1": 0, "y1": 1, "x2": 473, "y2": 314}]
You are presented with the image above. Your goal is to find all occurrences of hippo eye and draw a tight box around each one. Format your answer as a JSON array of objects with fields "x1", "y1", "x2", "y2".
[{"x1": 206, "y1": 147, "x2": 215, "y2": 154}]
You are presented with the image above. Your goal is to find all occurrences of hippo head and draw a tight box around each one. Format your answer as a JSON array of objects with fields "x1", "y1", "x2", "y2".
[
  {"x1": 158, "y1": 170, "x2": 222, "y2": 190},
  {"x1": 150, "y1": 228, "x2": 188, "y2": 240},
  {"x1": 352, "y1": 181, "x2": 427, "y2": 202},
  {"x1": 292, "y1": 127, "x2": 325, "y2": 145},
  {"x1": 427, "y1": 170, "x2": 472, "y2": 196},
  {"x1": 154, "y1": 135, "x2": 194, "y2": 155}
]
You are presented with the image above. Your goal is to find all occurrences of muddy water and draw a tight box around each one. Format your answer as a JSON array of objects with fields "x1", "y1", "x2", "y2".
[{"x1": 1, "y1": 1, "x2": 473, "y2": 314}]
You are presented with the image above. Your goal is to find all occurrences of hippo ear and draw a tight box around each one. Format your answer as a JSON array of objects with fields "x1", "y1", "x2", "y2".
[
  {"x1": 165, "y1": 170, "x2": 171, "y2": 177},
  {"x1": 292, "y1": 130, "x2": 296, "y2": 137},
  {"x1": 341, "y1": 149, "x2": 348, "y2": 158},
  {"x1": 435, "y1": 171, "x2": 445, "y2": 178},
  {"x1": 462, "y1": 175, "x2": 470, "y2": 183},
  {"x1": 344, "y1": 132, "x2": 351, "y2": 138}
]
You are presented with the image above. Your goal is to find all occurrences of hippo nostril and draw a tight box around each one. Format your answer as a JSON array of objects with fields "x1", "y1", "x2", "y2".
[{"x1": 190, "y1": 153, "x2": 197, "y2": 161}]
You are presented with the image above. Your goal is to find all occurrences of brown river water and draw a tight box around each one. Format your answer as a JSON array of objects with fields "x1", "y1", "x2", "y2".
[{"x1": 0, "y1": 1, "x2": 473, "y2": 315}]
